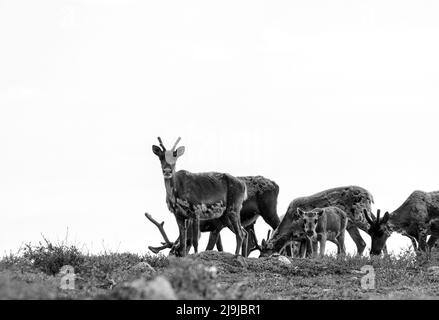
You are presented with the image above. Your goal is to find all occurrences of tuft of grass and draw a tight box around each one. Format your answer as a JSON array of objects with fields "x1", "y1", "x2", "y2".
[{"x1": 21, "y1": 237, "x2": 85, "y2": 276}]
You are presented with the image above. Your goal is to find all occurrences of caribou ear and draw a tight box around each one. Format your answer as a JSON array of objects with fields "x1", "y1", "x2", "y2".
[
  {"x1": 316, "y1": 208, "x2": 324, "y2": 217},
  {"x1": 152, "y1": 145, "x2": 162, "y2": 156},
  {"x1": 364, "y1": 209, "x2": 374, "y2": 225},
  {"x1": 173, "y1": 146, "x2": 185, "y2": 158},
  {"x1": 381, "y1": 212, "x2": 390, "y2": 224}
]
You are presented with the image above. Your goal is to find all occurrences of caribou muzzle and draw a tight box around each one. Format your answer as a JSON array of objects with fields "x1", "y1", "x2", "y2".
[
  {"x1": 163, "y1": 167, "x2": 173, "y2": 179},
  {"x1": 306, "y1": 231, "x2": 315, "y2": 238},
  {"x1": 370, "y1": 249, "x2": 382, "y2": 256}
]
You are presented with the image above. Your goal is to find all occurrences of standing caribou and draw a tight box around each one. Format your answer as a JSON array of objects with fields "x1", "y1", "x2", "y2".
[
  {"x1": 147, "y1": 175, "x2": 282, "y2": 256},
  {"x1": 152, "y1": 137, "x2": 248, "y2": 257},
  {"x1": 365, "y1": 190, "x2": 439, "y2": 255},
  {"x1": 260, "y1": 186, "x2": 376, "y2": 257},
  {"x1": 297, "y1": 206, "x2": 348, "y2": 257}
]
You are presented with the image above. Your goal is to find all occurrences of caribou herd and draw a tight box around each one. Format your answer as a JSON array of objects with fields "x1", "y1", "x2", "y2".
[{"x1": 147, "y1": 137, "x2": 439, "y2": 259}]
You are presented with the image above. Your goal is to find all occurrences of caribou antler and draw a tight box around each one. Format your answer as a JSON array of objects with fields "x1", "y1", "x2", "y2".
[
  {"x1": 144, "y1": 212, "x2": 174, "y2": 253},
  {"x1": 376, "y1": 209, "x2": 381, "y2": 225},
  {"x1": 157, "y1": 137, "x2": 166, "y2": 151},
  {"x1": 248, "y1": 227, "x2": 262, "y2": 253},
  {"x1": 171, "y1": 137, "x2": 181, "y2": 151}
]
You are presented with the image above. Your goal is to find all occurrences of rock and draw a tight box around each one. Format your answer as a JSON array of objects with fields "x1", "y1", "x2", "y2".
[
  {"x1": 235, "y1": 256, "x2": 248, "y2": 268},
  {"x1": 351, "y1": 269, "x2": 366, "y2": 275},
  {"x1": 205, "y1": 266, "x2": 218, "y2": 278},
  {"x1": 133, "y1": 276, "x2": 176, "y2": 300},
  {"x1": 427, "y1": 266, "x2": 439, "y2": 275},
  {"x1": 109, "y1": 276, "x2": 177, "y2": 300},
  {"x1": 276, "y1": 255, "x2": 291, "y2": 265},
  {"x1": 132, "y1": 262, "x2": 155, "y2": 273}
]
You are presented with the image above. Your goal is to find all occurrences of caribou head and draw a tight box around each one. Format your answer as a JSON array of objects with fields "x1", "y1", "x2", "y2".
[
  {"x1": 297, "y1": 208, "x2": 324, "y2": 239},
  {"x1": 363, "y1": 209, "x2": 391, "y2": 255},
  {"x1": 152, "y1": 137, "x2": 185, "y2": 179},
  {"x1": 259, "y1": 230, "x2": 275, "y2": 257}
]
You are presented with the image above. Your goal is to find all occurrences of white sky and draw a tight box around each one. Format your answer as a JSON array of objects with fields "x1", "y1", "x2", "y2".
[{"x1": 1, "y1": 0, "x2": 439, "y2": 257}]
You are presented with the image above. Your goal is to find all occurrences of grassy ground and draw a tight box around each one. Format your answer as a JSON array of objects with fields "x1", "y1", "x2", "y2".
[{"x1": 1, "y1": 239, "x2": 439, "y2": 299}]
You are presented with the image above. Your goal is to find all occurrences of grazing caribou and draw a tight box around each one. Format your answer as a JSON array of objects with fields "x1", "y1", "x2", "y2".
[
  {"x1": 260, "y1": 185, "x2": 375, "y2": 257},
  {"x1": 261, "y1": 214, "x2": 307, "y2": 258},
  {"x1": 365, "y1": 190, "x2": 439, "y2": 255},
  {"x1": 298, "y1": 206, "x2": 347, "y2": 257},
  {"x1": 152, "y1": 137, "x2": 248, "y2": 257},
  {"x1": 149, "y1": 176, "x2": 281, "y2": 256}
]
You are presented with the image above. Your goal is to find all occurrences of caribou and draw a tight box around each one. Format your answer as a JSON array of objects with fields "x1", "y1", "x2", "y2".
[
  {"x1": 152, "y1": 137, "x2": 248, "y2": 257},
  {"x1": 260, "y1": 185, "x2": 376, "y2": 257},
  {"x1": 147, "y1": 175, "x2": 282, "y2": 256},
  {"x1": 297, "y1": 206, "x2": 348, "y2": 257},
  {"x1": 364, "y1": 190, "x2": 439, "y2": 255},
  {"x1": 261, "y1": 213, "x2": 308, "y2": 258},
  {"x1": 204, "y1": 176, "x2": 281, "y2": 255}
]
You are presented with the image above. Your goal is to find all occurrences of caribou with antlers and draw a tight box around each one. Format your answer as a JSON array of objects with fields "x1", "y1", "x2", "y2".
[
  {"x1": 151, "y1": 137, "x2": 248, "y2": 257},
  {"x1": 364, "y1": 190, "x2": 439, "y2": 255},
  {"x1": 146, "y1": 175, "x2": 281, "y2": 256}
]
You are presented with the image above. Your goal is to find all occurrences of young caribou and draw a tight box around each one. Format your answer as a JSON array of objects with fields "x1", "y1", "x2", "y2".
[
  {"x1": 297, "y1": 206, "x2": 347, "y2": 257},
  {"x1": 152, "y1": 137, "x2": 248, "y2": 257}
]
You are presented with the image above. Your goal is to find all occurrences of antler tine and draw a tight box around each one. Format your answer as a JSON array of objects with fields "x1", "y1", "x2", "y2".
[
  {"x1": 376, "y1": 209, "x2": 381, "y2": 224},
  {"x1": 267, "y1": 229, "x2": 271, "y2": 240},
  {"x1": 148, "y1": 243, "x2": 173, "y2": 254},
  {"x1": 171, "y1": 137, "x2": 181, "y2": 151},
  {"x1": 157, "y1": 137, "x2": 166, "y2": 150},
  {"x1": 144, "y1": 212, "x2": 174, "y2": 253}
]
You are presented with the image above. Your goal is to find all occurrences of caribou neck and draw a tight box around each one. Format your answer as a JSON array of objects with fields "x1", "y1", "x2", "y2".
[
  {"x1": 386, "y1": 211, "x2": 401, "y2": 232},
  {"x1": 164, "y1": 173, "x2": 177, "y2": 206}
]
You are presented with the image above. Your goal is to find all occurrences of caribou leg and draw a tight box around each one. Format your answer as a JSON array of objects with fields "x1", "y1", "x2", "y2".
[
  {"x1": 174, "y1": 215, "x2": 188, "y2": 257},
  {"x1": 337, "y1": 232, "x2": 346, "y2": 256},
  {"x1": 206, "y1": 230, "x2": 220, "y2": 251},
  {"x1": 247, "y1": 224, "x2": 262, "y2": 254},
  {"x1": 191, "y1": 216, "x2": 200, "y2": 254},
  {"x1": 299, "y1": 240, "x2": 307, "y2": 258},
  {"x1": 427, "y1": 236, "x2": 438, "y2": 252},
  {"x1": 319, "y1": 236, "x2": 326, "y2": 258},
  {"x1": 206, "y1": 231, "x2": 225, "y2": 252},
  {"x1": 216, "y1": 234, "x2": 224, "y2": 251},
  {"x1": 283, "y1": 242, "x2": 293, "y2": 257},
  {"x1": 403, "y1": 233, "x2": 418, "y2": 251},
  {"x1": 240, "y1": 227, "x2": 249, "y2": 257},
  {"x1": 418, "y1": 227, "x2": 428, "y2": 252},
  {"x1": 346, "y1": 225, "x2": 366, "y2": 255},
  {"x1": 225, "y1": 210, "x2": 246, "y2": 256},
  {"x1": 428, "y1": 219, "x2": 439, "y2": 251}
]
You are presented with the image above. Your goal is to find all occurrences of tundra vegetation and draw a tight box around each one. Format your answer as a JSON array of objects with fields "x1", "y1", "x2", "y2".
[{"x1": 2, "y1": 237, "x2": 439, "y2": 300}]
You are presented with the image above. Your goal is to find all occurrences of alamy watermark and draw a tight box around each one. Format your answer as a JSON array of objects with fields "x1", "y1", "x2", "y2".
[
  {"x1": 360, "y1": 265, "x2": 375, "y2": 290},
  {"x1": 59, "y1": 265, "x2": 76, "y2": 290}
]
